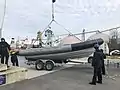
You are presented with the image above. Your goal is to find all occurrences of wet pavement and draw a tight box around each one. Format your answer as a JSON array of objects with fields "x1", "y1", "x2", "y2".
[{"x1": 1, "y1": 64, "x2": 120, "y2": 90}]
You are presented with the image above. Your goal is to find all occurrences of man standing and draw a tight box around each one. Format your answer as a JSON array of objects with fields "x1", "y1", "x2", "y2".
[
  {"x1": 89, "y1": 44, "x2": 103, "y2": 85},
  {"x1": 10, "y1": 38, "x2": 19, "y2": 66},
  {"x1": 45, "y1": 27, "x2": 54, "y2": 47},
  {"x1": 37, "y1": 31, "x2": 42, "y2": 48},
  {"x1": 0, "y1": 38, "x2": 11, "y2": 67}
]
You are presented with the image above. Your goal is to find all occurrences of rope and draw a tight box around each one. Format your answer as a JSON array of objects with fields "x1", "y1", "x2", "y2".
[
  {"x1": 35, "y1": 0, "x2": 120, "y2": 45},
  {"x1": 41, "y1": 20, "x2": 53, "y2": 34},
  {"x1": 103, "y1": 65, "x2": 117, "y2": 81},
  {"x1": 54, "y1": 20, "x2": 82, "y2": 41},
  {"x1": 41, "y1": 2, "x2": 55, "y2": 34}
]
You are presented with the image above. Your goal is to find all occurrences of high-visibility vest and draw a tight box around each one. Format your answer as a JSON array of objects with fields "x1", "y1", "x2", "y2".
[{"x1": 9, "y1": 50, "x2": 16, "y2": 55}]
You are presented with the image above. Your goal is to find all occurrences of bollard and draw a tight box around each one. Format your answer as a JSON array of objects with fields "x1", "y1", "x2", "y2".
[
  {"x1": 117, "y1": 63, "x2": 119, "y2": 68},
  {"x1": 107, "y1": 60, "x2": 109, "y2": 67}
]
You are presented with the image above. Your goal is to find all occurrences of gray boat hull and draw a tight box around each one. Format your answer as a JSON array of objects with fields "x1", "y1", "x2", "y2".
[
  {"x1": 25, "y1": 48, "x2": 94, "y2": 61},
  {"x1": 18, "y1": 38, "x2": 104, "y2": 62}
]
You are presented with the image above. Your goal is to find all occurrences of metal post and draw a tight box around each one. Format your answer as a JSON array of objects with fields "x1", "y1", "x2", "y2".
[
  {"x1": 117, "y1": 63, "x2": 119, "y2": 68},
  {"x1": 0, "y1": 0, "x2": 7, "y2": 39},
  {"x1": 107, "y1": 60, "x2": 109, "y2": 67},
  {"x1": 82, "y1": 29, "x2": 85, "y2": 41}
]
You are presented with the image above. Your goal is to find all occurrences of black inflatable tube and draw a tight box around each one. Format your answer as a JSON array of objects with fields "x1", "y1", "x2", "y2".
[
  {"x1": 18, "y1": 45, "x2": 71, "y2": 56},
  {"x1": 18, "y1": 38, "x2": 103, "y2": 56},
  {"x1": 71, "y1": 38, "x2": 103, "y2": 51}
]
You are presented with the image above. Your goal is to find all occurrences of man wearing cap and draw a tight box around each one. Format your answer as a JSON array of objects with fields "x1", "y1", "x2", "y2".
[
  {"x1": 89, "y1": 44, "x2": 103, "y2": 85},
  {"x1": 0, "y1": 38, "x2": 11, "y2": 67}
]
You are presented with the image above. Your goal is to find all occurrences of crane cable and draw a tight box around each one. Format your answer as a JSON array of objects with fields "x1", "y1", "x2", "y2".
[
  {"x1": 41, "y1": 1, "x2": 81, "y2": 42},
  {"x1": 31, "y1": 2, "x2": 55, "y2": 45},
  {"x1": 33, "y1": 0, "x2": 120, "y2": 45},
  {"x1": 41, "y1": 2, "x2": 55, "y2": 34}
]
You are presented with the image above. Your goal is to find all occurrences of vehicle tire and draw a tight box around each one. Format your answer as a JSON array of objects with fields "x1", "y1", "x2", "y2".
[
  {"x1": 35, "y1": 60, "x2": 44, "y2": 70},
  {"x1": 45, "y1": 61, "x2": 54, "y2": 71},
  {"x1": 88, "y1": 57, "x2": 93, "y2": 63},
  {"x1": 63, "y1": 60, "x2": 68, "y2": 63}
]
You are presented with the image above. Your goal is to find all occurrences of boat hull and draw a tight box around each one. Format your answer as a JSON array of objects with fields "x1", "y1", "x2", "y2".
[
  {"x1": 25, "y1": 48, "x2": 94, "y2": 61},
  {"x1": 18, "y1": 38, "x2": 104, "y2": 61}
]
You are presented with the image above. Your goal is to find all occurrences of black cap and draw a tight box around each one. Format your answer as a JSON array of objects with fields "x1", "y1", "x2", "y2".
[
  {"x1": 1, "y1": 38, "x2": 5, "y2": 40},
  {"x1": 94, "y1": 44, "x2": 99, "y2": 49}
]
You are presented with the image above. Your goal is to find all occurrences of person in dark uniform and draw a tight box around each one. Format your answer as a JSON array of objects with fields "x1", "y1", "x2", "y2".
[
  {"x1": 0, "y1": 38, "x2": 11, "y2": 67},
  {"x1": 100, "y1": 49, "x2": 106, "y2": 75},
  {"x1": 89, "y1": 44, "x2": 103, "y2": 85}
]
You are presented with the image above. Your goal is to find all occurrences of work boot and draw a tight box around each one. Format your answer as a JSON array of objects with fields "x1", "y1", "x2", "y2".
[
  {"x1": 7, "y1": 65, "x2": 10, "y2": 68},
  {"x1": 89, "y1": 82, "x2": 96, "y2": 85},
  {"x1": 97, "y1": 81, "x2": 102, "y2": 84}
]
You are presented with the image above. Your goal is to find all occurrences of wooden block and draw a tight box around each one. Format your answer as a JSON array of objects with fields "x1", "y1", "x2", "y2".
[{"x1": 0, "y1": 64, "x2": 7, "y2": 72}]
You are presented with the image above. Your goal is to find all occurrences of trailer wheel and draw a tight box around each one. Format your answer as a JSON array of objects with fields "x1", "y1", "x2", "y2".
[
  {"x1": 35, "y1": 60, "x2": 44, "y2": 70},
  {"x1": 45, "y1": 61, "x2": 54, "y2": 71}
]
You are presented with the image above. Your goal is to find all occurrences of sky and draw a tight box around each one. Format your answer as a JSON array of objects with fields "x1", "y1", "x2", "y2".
[{"x1": 0, "y1": 0, "x2": 120, "y2": 42}]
